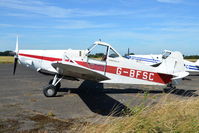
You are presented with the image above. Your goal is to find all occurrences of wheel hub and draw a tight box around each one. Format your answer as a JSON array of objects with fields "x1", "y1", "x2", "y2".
[{"x1": 47, "y1": 88, "x2": 54, "y2": 96}]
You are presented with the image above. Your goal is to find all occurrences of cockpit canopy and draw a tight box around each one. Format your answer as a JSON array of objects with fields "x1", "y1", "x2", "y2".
[{"x1": 87, "y1": 41, "x2": 121, "y2": 61}]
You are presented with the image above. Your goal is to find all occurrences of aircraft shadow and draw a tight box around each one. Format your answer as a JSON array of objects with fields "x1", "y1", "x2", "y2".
[
  {"x1": 182, "y1": 77, "x2": 192, "y2": 81},
  {"x1": 91, "y1": 87, "x2": 198, "y2": 97},
  {"x1": 163, "y1": 88, "x2": 198, "y2": 97},
  {"x1": 59, "y1": 80, "x2": 198, "y2": 116},
  {"x1": 189, "y1": 74, "x2": 199, "y2": 76},
  {"x1": 188, "y1": 72, "x2": 199, "y2": 76},
  {"x1": 60, "y1": 81, "x2": 131, "y2": 116}
]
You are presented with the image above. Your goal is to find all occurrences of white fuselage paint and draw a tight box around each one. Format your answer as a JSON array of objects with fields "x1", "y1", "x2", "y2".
[
  {"x1": 17, "y1": 49, "x2": 171, "y2": 86},
  {"x1": 17, "y1": 42, "x2": 186, "y2": 86}
]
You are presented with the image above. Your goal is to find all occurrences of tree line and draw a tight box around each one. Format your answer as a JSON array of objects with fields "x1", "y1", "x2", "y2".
[
  {"x1": 184, "y1": 55, "x2": 199, "y2": 59},
  {"x1": 0, "y1": 50, "x2": 199, "y2": 59},
  {"x1": 0, "y1": 50, "x2": 13, "y2": 56}
]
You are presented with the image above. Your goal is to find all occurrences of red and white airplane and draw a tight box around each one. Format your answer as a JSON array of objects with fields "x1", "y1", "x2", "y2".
[{"x1": 12, "y1": 37, "x2": 189, "y2": 97}]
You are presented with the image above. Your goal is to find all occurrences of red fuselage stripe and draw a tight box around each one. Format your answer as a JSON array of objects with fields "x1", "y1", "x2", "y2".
[
  {"x1": 19, "y1": 53, "x2": 172, "y2": 84},
  {"x1": 19, "y1": 53, "x2": 62, "y2": 61}
]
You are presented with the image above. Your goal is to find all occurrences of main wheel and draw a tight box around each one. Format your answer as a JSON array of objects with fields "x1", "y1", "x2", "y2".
[
  {"x1": 43, "y1": 85, "x2": 57, "y2": 97},
  {"x1": 49, "y1": 79, "x2": 61, "y2": 90}
]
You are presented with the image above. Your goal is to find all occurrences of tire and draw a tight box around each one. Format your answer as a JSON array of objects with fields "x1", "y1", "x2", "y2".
[
  {"x1": 43, "y1": 85, "x2": 57, "y2": 97},
  {"x1": 49, "y1": 79, "x2": 61, "y2": 90}
]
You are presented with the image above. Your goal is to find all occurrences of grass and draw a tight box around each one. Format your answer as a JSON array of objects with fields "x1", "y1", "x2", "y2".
[
  {"x1": 0, "y1": 56, "x2": 14, "y2": 63},
  {"x1": 185, "y1": 59, "x2": 198, "y2": 62},
  {"x1": 0, "y1": 56, "x2": 197, "y2": 64},
  {"x1": 47, "y1": 111, "x2": 55, "y2": 117},
  {"x1": 81, "y1": 97, "x2": 199, "y2": 133}
]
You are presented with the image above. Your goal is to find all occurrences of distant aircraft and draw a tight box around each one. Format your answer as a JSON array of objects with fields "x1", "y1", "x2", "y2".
[
  {"x1": 126, "y1": 50, "x2": 199, "y2": 72},
  {"x1": 12, "y1": 37, "x2": 189, "y2": 97}
]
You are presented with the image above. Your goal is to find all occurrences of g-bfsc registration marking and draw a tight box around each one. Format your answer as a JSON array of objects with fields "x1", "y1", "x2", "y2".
[{"x1": 116, "y1": 67, "x2": 154, "y2": 81}]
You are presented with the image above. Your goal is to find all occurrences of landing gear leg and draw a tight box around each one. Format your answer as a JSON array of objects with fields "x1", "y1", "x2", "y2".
[{"x1": 43, "y1": 74, "x2": 63, "y2": 97}]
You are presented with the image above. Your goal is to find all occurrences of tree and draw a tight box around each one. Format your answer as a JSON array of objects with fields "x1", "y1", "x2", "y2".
[
  {"x1": 0, "y1": 50, "x2": 13, "y2": 56},
  {"x1": 184, "y1": 55, "x2": 199, "y2": 59}
]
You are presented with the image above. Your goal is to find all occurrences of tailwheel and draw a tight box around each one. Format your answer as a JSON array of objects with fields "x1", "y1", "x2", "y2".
[
  {"x1": 49, "y1": 79, "x2": 61, "y2": 90},
  {"x1": 43, "y1": 85, "x2": 57, "y2": 97},
  {"x1": 167, "y1": 83, "x2": 176, "y2": 89}
]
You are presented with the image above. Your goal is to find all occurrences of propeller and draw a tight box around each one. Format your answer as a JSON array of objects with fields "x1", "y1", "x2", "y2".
[
  {"x1": 13, "y1": 36, "x2": 19, "y2": 75},
  {"x1": 13, "y1": 57, "x2": 18, "y2": 75}
]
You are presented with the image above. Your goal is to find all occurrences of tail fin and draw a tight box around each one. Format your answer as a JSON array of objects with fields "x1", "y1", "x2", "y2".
[
  {"x1": 196, "y1": 59, "x2": 199, "y2": 66},
  {"x1": 156, "y1": 51, "x2": 189, "y2": 79}
]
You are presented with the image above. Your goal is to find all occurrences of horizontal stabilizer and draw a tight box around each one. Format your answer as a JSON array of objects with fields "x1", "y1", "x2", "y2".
[{"x1": 172, "y1": 71, "x2": 189, "y2": 80}]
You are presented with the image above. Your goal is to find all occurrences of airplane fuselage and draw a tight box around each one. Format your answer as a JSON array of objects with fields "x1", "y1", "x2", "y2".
[{"x1": 18, "y1": 49, "x2": 173, "y2": 86}]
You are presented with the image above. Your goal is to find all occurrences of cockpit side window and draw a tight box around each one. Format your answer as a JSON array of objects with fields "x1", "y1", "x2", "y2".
[
  {"x1": 109, "y1": 48, "x2": 119, "y2": 58},
  {"x1": 87, "y1": 44, "x2": 108, "y2": 61},
  {"x1": 162, "y1": 52, "x2": 171, "y2": 59}
]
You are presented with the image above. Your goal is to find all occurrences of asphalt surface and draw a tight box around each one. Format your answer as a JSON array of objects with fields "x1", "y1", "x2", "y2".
[{"x1": 0, "y1": 64, "x2": 199, "y2": 132}]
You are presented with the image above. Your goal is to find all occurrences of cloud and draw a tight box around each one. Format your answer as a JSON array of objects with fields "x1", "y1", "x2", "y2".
[
  {"x1": 53, "y1": 20, "x2": 115, "y2": 29},
  {"x1": 152, "y1": 21, "x2": 199, "y2": 27},
  {"x1": 0, "y1": 24, "x2": 14, "y2": 27},
  {"x1": 156, "y1": 0, "x2": 183, "y2": 3},
  {"x1": 0, "y1": 23, "x2": 45, "y2": 28},
  {"x1": 0, "y1": 0, "x2": 73, "y2": 18},
  {"x1": 0, "y1": 20, "x2": 116, "y2": 29},
  {"x1": 149, "y1": 21, "x2": 199, "y2": 33},
  {"x1": 5, "y1": 13, "x2": 37, "y2": 17},
  {"x1": 0, "y1": 0, "x2": 137, "y2": 18}
]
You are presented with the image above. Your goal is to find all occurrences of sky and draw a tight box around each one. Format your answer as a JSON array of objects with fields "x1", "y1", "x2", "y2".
[{"x1": 0, "y1": 0, "x2": 199, "y2": 55}]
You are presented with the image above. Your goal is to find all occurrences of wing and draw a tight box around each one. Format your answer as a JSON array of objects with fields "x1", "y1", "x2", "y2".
[{"x1": 51, "y1": 62, "x2": 109, "y2": 82}]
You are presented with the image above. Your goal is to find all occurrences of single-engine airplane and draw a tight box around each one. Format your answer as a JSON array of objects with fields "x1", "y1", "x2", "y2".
[
  {"x1": 126, "y1": 50, "x2": 199, "y2": 73},
  {"x1": 12, "y1": 37, "x2": 189, "y2": 97}
]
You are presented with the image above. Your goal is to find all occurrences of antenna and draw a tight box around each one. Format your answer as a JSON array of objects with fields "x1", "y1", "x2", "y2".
[{"x1": 128, "y1": 48, "x2": 130, "y2": 55}]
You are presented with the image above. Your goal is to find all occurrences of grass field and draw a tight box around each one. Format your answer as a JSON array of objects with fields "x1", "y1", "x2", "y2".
[
  {"x1": 82, "y1": 97, "x2": 199, "y2": 133},
  {"x1": 0, "y1": 56, "x2": 14, "y2": 63},
  {"x1": 0, "y1": 56, "x2": 198, "y2": 64}
]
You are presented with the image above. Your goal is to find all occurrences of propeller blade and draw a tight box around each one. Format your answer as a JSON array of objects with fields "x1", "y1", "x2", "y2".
[
  {"x1": 13, "y1": 36, "x2": 19, "y2": 75},
  {"x1": 13, "y1": 57, "x2": 18, "y2": 75}
]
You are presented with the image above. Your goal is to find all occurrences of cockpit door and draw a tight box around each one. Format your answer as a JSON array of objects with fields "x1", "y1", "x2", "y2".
[{"x1": 87, "y1": 44, "x2": 109, "y2": 75}]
